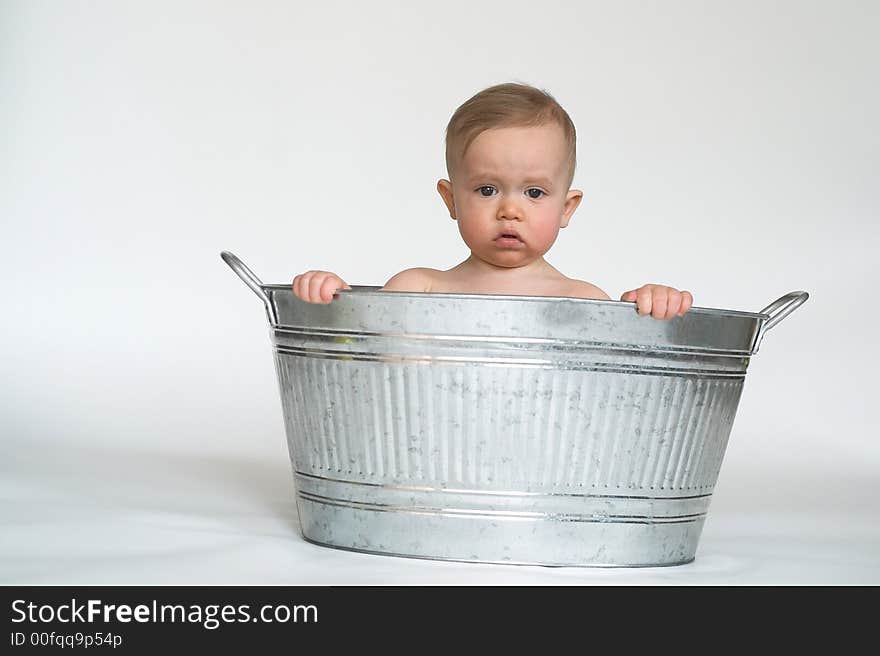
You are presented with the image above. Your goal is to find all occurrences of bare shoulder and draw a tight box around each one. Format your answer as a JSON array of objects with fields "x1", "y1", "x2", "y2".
[
  {"x1": 565, "y1": 279, "x2": 611, "y2": 301},
  {"x1": 381, "y1": 267, "x2": 439, "y2": 293}
]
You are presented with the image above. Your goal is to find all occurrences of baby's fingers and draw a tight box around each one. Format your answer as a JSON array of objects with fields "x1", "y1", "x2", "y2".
[
  {"x1": 636, "y1": 286, "x2": 654, "y2": 317},
  {"x1": 623, "y1": 285, "x2": 693, "y2": 319},
  {"x1": 665, "y1": 290, "x2": 682, "y2": 318},
  {"x1": 308, "y1": 273, "x2": 332, "y2": 303},
  {"x1": 293, "y1": 271, "x2": 317, "y2": 301},
  {"x1": 650, "y1": 288, "x2": 669, "y2": 319},
  {"x1": 319, "y1": 275, "x2": 350, "y2": 303},
  {"x1": 679, "y1": 291, "x2": 693, "y2": 316},
  {"x1": 293, "y1": 271, "x2": 350, "y2": 304}
]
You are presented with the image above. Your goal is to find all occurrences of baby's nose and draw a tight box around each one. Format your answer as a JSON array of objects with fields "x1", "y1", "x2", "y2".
[{"x1": 496, "y1": 197, "x2": 523, "y2": 221}]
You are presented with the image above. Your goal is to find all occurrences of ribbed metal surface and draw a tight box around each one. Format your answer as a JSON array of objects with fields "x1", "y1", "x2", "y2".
[{"x1": 277, "y1": 354, "x2": 743, "y2": 493}]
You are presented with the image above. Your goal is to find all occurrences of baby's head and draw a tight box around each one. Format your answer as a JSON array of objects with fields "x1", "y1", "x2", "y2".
[
  {"x1": 444, "y1": 82, "x2": 577, "y2": 188},
  {"x1": 437, "y1": 83, "x2": 583, "y2": 270}
]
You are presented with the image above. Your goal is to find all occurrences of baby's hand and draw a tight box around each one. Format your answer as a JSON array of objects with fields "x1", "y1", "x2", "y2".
[
  {"x1": 620, "y1": 284, "x2": 693, "y2": 320},
  {"x1": 292, "y1": 270, "x2": 351, "y2": 304}
]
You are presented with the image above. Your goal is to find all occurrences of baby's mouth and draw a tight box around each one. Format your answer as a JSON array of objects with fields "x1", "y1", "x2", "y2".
[{"x1": 494, "y1": 233, "x2": 525, "y2": 248}]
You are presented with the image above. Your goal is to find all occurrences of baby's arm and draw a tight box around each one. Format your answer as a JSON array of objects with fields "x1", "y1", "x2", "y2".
[
  {"x1": 620, "y1": 284, "x2": 693, "y2": 319},
  {"x1": 292, "y1": 270, "x2": 351, "y2": 304}
]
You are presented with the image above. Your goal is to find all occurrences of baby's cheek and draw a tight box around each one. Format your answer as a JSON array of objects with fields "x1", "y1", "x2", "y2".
[
  {"x1": 530, "y1": 219, "x2": 562, "y2": 251},
  {"x1": 456, "y1": 220, "x2": 483, "y2": 249}
]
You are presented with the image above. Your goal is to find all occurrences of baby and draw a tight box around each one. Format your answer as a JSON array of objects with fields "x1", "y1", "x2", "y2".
[{"x1": 293, "y1": 82, "x2": 693, "y2": 319}]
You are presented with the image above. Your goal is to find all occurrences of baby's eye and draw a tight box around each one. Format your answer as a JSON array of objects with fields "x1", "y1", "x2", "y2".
[
  {"x1": 477, "y1": 186, "x2": 497, "y2": 197},
  {"x1": 526, "y1": 188, "x2": 545, "y2": 199}
]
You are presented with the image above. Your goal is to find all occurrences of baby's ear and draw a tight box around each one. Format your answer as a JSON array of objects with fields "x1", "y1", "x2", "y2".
[
  {"x1": 560, "y1": 189, "x2": 583, "y2": 227},
  {"x1": 437, "y1": 179, "x2": 456, "y2": 220}
]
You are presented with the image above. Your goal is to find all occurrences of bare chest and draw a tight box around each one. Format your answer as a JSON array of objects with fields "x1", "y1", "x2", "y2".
[{"x1": 429, "y1": 272, "x2": 575, "y2": 297}]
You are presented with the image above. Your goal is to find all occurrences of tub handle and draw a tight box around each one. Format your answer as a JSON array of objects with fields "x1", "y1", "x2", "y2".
[
  {"x1": 220, "y1": 251, "x2": 278, "y2": 325},
  {"x1": 752, "y1": 291, "x2": 809, "y2": 353}
]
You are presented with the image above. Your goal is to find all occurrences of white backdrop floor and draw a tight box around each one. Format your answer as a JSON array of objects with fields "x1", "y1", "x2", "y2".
[{"x1": 4, "y1": 437, "x2": 877, "y2": 586}]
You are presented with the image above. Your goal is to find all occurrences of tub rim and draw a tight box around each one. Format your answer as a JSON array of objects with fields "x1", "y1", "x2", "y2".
[{"x1": 262, "y1": 284, "x2": 771, "y2": 320}]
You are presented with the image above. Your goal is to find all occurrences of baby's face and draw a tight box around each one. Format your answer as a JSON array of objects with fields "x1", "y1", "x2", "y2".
[{"x1": 439, "y1": 123, "x2": 581, "y2": 270}]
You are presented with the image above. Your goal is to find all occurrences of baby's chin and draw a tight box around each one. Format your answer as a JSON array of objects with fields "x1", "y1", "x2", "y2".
[{"x1": 473, "y1": 250, "x2": 542, "y2": 269}]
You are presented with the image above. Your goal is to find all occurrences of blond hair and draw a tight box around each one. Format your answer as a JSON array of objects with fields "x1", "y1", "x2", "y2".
[{"x1": 444, "y1": 82, "x2": 577, "y2": 187}]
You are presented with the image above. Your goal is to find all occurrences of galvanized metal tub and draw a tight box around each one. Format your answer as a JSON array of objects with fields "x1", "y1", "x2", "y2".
[{"x1": 222, "y1": 251, "x2": 808, "y2": 567}]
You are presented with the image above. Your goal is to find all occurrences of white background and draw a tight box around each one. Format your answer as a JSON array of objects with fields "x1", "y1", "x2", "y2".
[{"x1": 3, "y1": 0, "x2": 878, "y2": 584}]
